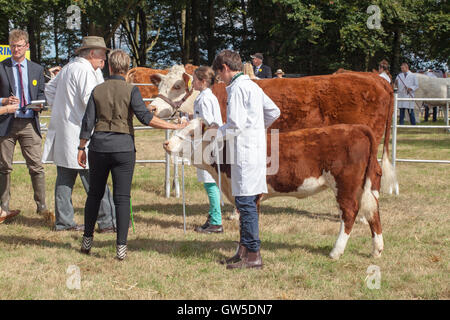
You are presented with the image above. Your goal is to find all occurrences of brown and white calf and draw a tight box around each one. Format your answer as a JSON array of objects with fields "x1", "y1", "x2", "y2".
[{"x1": 165, "y1": 119, "x2": 384, "y2": 260}]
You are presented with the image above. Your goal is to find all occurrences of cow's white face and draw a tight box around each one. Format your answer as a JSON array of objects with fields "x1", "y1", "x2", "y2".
[
  {"x1": 164, "y1": 118, "x2": 203, "y2": 155},
  {"x1": 150, "y1": 65, "x2": 196, "y2": 118}
]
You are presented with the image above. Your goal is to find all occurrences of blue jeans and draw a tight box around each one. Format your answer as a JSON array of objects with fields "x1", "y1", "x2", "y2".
[
  {"x1": 399, "y1": 108, "x2": 416, "y2": 125},
  {"x1": 55, "y1": 166, "x2": 115, "y2": 231},
  {"x1": 235, "y1": 195, "x2": 260, "y2": 252}
]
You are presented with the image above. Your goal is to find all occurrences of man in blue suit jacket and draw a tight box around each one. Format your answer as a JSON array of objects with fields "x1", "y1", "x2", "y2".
[
  {"x1": 251, "y1": 53, "x2": 272, "y2": 79},
  {"x1": 0, "y1": 29, "x2": 54, "y2": 224}
]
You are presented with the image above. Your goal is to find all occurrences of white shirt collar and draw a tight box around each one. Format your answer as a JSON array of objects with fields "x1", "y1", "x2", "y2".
[{"x1": 76, "y1": 56, "x2": 96, "y2": 72}]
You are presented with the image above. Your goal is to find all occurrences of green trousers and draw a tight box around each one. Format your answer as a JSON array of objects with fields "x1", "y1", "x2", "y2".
[{"x1": 204, "y1": 183, "x2": 222, "y2": 225}]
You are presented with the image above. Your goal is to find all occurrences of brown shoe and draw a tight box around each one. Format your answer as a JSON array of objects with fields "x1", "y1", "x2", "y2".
[
  {"x1": 226, "y1": 248, "x2": 263, "y2": 270},
  {"x1": 220, "y1": 243, "x2": 245, "y2": 265},
  {"x1": 0, "y1": 209, "x2": 20, "y2": 224},
  {"x1": 37, "y1": 209, "x2": 55, "y2": 225},
  {"x1": 97, "y1": 226, "x2": 116, "y2": 233}
]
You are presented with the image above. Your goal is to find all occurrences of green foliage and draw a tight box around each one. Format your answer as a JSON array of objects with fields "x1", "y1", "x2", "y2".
[{"x1": 0, "y1": 0, "x2": 448, "y2": 73}]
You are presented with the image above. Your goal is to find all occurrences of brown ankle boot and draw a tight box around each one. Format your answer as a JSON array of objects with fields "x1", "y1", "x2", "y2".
[
  {"x1": 226, "y1": 247, "x2": 263, "y2": 270},
  {"x1": 220, "y1": 243, "x2": 245, "y2": 265}
]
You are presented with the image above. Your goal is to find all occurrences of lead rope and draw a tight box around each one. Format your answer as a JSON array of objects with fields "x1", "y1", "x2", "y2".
[{"x1": 215, "y1": 138, "x2": 224, "y2": 207}]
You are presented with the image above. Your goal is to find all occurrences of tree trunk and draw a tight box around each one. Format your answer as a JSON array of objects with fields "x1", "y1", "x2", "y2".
[
  {"x1": 53, "y1": 7, "x2": 59, "y2": 65},
  {"x1": 207, "y1": 0, "x2": 215, "y2": 64},
  {"x1": 391, "y1": 26, "x2": 402, "y2": 79},
  {"x1": 27, "y1": 14, "x2": 37, "y2": 62},
  {"x1": 191, "y1": 0, "x2": 200, "y2": 65},
  {"x1": 241, "y1": 0, "x2": 247, "y2": 43},
  {"x1": 138, "y1": 6, "x2": 147, "y2": 66},
  {"x1": 0, "y1": 11, "x2": 9, "y2": 44},
  {"x1": 181, "y1": 6, "x2": 187, "y2": 64}
]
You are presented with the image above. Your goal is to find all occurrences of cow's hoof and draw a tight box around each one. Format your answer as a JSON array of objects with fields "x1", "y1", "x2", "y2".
[
  {"x1": 329, "y1": 250, "x2": 342, "y2": 260},
  {"x1": 372, "y1": 250, "x2": 382, "y2": 258}
]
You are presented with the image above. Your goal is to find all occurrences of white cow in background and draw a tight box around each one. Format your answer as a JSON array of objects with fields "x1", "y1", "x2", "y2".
[
  {"x1": 415, "y1": 73, "x2": 450, "y2": 107},
  {"x1": 413, "y1": 73, "x2": 450, "y2": 123}
]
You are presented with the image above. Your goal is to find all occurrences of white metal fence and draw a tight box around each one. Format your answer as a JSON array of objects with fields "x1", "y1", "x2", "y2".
[
  {"x1": 12, "y1": 83, "x2": 184, "y2": 199},
  {"x1": 392, "y1": 93, "x2": 450, "y2": 167}
]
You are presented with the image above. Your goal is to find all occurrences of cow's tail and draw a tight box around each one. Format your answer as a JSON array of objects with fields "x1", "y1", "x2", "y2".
[
  {"x1": 358, "y1": 125, "x2": 382, "y2": 224},
  {"x1": 380, "y1": 84, "x2": 399, "y2": 195}
]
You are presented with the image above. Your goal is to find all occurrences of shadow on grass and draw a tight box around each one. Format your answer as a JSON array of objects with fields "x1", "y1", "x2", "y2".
[
  {"x1": 130, "y1": 202, "x2": 340, "y2": 222},
  {"x1": 0, "y1": 235, "x2": 73, "y2": 250},
  {"x1": 0, "y1": 234, "x2": 336, "y2": 260}
]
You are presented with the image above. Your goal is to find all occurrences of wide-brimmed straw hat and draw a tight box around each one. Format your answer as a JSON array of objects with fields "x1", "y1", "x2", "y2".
[
  {"x1": 75, "y1": 36, "x2": 110, "y2": 54},
  {"x1": 275, "y1": 69, "x2": 285, "y2": 75}
]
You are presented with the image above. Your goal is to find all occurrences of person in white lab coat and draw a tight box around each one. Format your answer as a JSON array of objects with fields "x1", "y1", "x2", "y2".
[
  {"x1": 190, "y1": 66, "x2": 225, "y2": 234},
  {"x1": 212, "y1": 50, "x2": 280, "y2": 270},
  {"x1": 43, "y1": 36, "x2": 116, "y2": 232},
  {"x1": 395, "y1": 62, "x2": 419, "y2": 125}
]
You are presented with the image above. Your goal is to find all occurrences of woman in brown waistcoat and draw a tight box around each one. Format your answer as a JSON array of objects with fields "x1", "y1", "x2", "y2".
[{"x1": 77, "y1": 49, "x2": 187, "y2": 260}]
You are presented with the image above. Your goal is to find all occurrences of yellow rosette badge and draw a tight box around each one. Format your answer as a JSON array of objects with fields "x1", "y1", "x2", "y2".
[{"x1": 32, "y1": 79, "x2": 37, "y2": 86}]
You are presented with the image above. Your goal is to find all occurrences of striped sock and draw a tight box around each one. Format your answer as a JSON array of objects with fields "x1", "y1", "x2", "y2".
[{"x1": 116, "y1": 245, "x2": 127, "y2": 260}]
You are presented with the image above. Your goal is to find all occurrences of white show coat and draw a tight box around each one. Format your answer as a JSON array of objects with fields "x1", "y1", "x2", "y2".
[
  {"x1": 395, "y1": 71, "x2": 419, "y2": 109},
  {"x1": 379, "y1": 71, "x2": 391, "y2": 84},
  {"x1": 42, "y1": 57, "x2": 104, "y2": 169},
  {"x1": 218, "y1": 74, "x2": 280, "y2": 197},
  {"x1": 193, "y1": 88, "x2": 223, "y2": 183}
]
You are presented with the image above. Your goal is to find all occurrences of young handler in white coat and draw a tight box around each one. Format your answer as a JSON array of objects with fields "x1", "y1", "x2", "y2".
[
  {"x1": 191, "y1": 66, "x2": 224, "y2": 234},
  {"x1": 212, "y1": 50, "x2": 280, "y2": 269}
]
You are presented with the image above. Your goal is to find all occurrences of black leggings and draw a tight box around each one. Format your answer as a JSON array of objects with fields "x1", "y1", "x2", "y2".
[{"x1": 83, "y1": 150, "x2": 135, "y2": 245}]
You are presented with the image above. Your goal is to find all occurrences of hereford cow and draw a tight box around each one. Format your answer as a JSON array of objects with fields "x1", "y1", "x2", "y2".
[
  {"x1": 150, "y1": 68, "x2": 397, "y2": 194},
  {"x1": 164, "y1": 119, "x2": 384, "y2": 260},
  {"x1": 125, "y1": 67, "x2": 169, "y2": 104},
  {"x1": 125, "y1": 64, "x2": 199, "y2": 108}
]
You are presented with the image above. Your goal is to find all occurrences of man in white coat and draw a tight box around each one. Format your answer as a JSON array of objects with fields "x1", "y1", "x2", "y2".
[
  {"x1": 43, "y1": 37, "x2": 116, "y2": 232},
  {"x1": 395, "y1": 62, "x2": 419, "y2": 125},
  {"x1": 212, "y1": 50, "x2": 280, "y2": 270}
]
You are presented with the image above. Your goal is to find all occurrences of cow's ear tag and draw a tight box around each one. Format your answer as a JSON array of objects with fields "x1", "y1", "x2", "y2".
[{"x1": 188, "y1": 78, "x2": 192, "y2": 90}]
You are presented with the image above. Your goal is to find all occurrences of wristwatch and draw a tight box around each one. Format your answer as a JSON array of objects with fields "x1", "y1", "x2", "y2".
[{"x1": 77, "y1": 146, "x2": 85, "y2": 151}]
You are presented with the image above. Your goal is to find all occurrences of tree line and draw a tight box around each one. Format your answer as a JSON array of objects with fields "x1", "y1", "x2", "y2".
[{"x1": 0, "y1": 0, "x2": 448, "y2": 77}]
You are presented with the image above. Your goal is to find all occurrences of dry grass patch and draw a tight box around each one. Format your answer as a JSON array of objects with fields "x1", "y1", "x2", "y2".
[{"x1": 1, "y1": 118, "x2": 449, "y2": 299}]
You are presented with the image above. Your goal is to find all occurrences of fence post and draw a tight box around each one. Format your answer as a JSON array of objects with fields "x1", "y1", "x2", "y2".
[
  {"x1": 165, "y1": 129, "x2": 171, "y2": 198},
  {"x1": 173, "y1": 155, "x2": 180, "y2": 198},
  {"x1": 392, "y1": 91, "x2": 398, "y2": 169},
  {"x1": 446, "y1": 85, "x2": 449, "y2": 132}
]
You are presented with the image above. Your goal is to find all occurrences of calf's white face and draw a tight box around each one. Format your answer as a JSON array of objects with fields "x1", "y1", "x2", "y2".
[{"x1": 165, "y1": 118, "x2": 203, "y2": 155}]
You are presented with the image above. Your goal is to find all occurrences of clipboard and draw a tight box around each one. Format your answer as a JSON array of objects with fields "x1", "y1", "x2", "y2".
[{"x1": 24, "y1": 100, "x2": 46, "y2": 109}]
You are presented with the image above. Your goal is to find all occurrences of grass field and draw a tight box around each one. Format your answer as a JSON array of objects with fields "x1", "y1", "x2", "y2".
[{"x1": 0, "y1": 114, "x2": 449, "y2": 300}]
